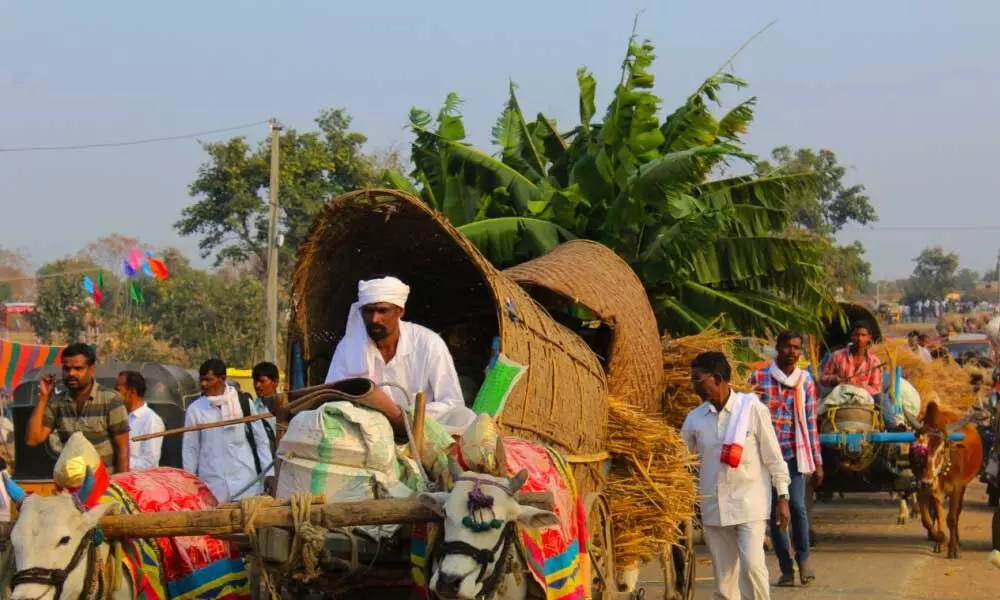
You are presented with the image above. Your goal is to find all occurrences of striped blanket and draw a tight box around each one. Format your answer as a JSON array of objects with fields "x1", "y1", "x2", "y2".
[
  {"x1": 0, "y1": 338, "x2": 64, "y2": 394},
  {"x1": 412, "y1": 438, "x2": 589, "y2": 600},
  {"x1": 101, "y1": 468, "x2": 250, "y2": 600}
]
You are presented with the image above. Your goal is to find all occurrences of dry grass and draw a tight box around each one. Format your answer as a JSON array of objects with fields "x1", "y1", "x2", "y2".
[
  {"x1": 605, "y1": 397, "x2": 697, "y2": 571},
  {"x1": 872, "y1": 339, "x2": 980, "y2": 411},
  {"x1": 661, "y1": 327, "x2": 753, "y2": 428}
]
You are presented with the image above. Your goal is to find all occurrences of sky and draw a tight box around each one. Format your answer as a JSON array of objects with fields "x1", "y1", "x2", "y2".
[{"x1": 2, "y1": 0, "x2": 999, "y2": 280}]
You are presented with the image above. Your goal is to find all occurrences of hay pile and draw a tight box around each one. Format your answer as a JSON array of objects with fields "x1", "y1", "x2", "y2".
[
  {"x1": 661, "y1": 327, "x2": 752, "y2": 428},
  {"x1": 872, "y1": 339, "x2": 979, "y2": 411},
  {"x1": 606, "y1": 396, "x2": 697, "y2": 571}
]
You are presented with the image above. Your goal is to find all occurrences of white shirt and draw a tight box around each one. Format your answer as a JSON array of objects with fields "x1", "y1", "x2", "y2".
[
  {"x1": 325, "y1": 320, "x2": 474, "y2": 432},
  {"x1": 681, "y1": 391, "x2": 791, "y2": 527},
  {"x1": 128, "y1": 403, "x2": 165, "y2": 471},
  {"x1": 182, "y1": 394, "x2": 274, "y2": 503},
  {"x1": 917, "y1": 346, "x2": 933, "y2": 363}
]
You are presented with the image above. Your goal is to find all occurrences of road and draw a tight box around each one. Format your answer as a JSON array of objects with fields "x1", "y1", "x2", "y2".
[{"x1": 639, "y1": 481, "x2": 998, "y2": 600}]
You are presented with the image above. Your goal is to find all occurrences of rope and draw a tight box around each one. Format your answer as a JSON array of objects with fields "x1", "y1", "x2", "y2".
[{"x1": 241, "y1": 493, "x2": 332, "y2": 599}]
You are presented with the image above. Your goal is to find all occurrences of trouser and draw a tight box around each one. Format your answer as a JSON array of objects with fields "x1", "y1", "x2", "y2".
[
  {"x1": 770, "y1": 458, "x2": 810, "y2": 575},
  {"x1": 703, "y1": 520, "x2": 770, "y2": 600}
]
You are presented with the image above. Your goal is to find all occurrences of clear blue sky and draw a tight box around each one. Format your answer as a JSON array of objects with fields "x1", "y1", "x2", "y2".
[{"x1": 2, "y1": 0, "x2": 998, "y2": 280}]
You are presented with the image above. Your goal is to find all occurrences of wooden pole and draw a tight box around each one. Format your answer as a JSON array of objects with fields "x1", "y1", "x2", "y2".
[
  {"x1": 264, "y1": 119, "x2": 282, "y2": 364},
  {"x1": 132, "y1": 412, "x2": 274, "y2": 441},
  {"x1": 0, "y1": 493, "x2": 554, "y2": 540},
  {"x1": 412, "y1": 392, "x2": 427, "y2": 461},
  {"x1": 215, "y1": 495, "x2": 327, "y2": 510}
]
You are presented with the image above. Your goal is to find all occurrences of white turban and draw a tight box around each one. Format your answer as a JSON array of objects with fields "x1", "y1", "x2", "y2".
[{"x1": 358, "y1": 276, "x2": 410, "y2": 308}]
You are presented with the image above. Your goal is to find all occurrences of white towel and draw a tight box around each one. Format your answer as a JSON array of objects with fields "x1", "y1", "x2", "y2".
[
  {"x1": 768, "y1": 363, "x2": 817, "y2": 474},
  {"x1": 205, "y1": 384, "x2": 242, "y2": 421},
  {"x1": 721, "y1": 393, "x2": 753, "y2": 468}
]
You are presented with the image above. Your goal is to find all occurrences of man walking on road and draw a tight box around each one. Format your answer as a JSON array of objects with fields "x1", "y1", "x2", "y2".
[
  {"x1": 749, "y1": 331, "x2": 823, "y2": 586},
  {"x1": 682, "y1": 351, "x2": 791, "y2": 600}
]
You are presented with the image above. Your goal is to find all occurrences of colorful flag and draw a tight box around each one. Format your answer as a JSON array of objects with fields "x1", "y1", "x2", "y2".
[
  {"x1": 128, "y1": 248, "x2": 143, "y2": 270},
  {"x1": 82, "y1": 276, "x2": 102, "y2": 305},
  {"x1": 97, "y1": 270, "x2": 104, "y2": 290},
  {"x1": 123, "y1": 258, "x2": 137, "y2": 278},
  {"x1": 129, "y1": 281, "x2": 145, "y2": 304},
  {"x1": 145, "y1": 256, "x2": 170, "y2": 280},
  {"x1": 1, "y1": 338, "x2": 65, "y2": 393}
]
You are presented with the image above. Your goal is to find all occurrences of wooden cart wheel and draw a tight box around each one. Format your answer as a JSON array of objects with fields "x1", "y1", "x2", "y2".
[
  {"x1": 585, "y1": 492, "x2": 616, "y2": 600},
  {"x1": 675, "y1": 519, "x2": 696, "y2": 600}
]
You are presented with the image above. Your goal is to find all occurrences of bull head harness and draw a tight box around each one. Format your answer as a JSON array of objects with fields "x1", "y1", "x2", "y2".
[
  {"x1": 10, "y1": 524, "x2": 105, "y2": 600},
  {"x1": 427, "y1": 476, "x2": 521, "y2": 600}
]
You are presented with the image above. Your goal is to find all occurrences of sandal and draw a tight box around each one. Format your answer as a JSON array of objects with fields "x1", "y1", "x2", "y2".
[
  {"x1": 798, "y1": 563, "x2": 816, "y2": 586},
  {"x1": 777, "y1": 573, "x2": 796, "y2": 587}
]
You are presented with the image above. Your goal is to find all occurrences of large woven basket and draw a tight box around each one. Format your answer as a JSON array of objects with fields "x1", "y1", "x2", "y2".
[
  {"x1": 505, "y1": 240, "x2": 664, "y2": 414},
  {"x1": 289, "y1": 189, "x2": 609, "y2": 495}
]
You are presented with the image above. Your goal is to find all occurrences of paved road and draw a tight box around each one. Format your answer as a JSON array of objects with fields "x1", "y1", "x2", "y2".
[{"x1": 639, "y1": 481, "x2": 998, "y2": 600}]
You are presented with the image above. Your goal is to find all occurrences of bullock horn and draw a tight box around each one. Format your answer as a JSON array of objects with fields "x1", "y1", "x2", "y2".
[
  {"x1": 2, "y1": 472, "x2": 26, "y2": 507},
  {"x1": 903, "y1": 410, "x2": 924, "y2": 431},
  {"x1": 448, "y1": 457, "x2": 464, "y2": 481},
  {"x1": 946, "y1": 411, "x2": 976, "y2": 435},
  {"x1": 494, "y1": 435, "x2": 507, "y2": 477},
  {"x1": 508, "y1": 469, "x2": 528, "y2": 494},
  {"x1": 74, "y1": 466, "x2": 95, "y2": 506}
]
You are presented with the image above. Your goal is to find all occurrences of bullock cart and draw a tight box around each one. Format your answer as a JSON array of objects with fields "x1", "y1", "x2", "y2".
[{"x1": 272, "y1": 188, "x2": 696, "y2": 599}]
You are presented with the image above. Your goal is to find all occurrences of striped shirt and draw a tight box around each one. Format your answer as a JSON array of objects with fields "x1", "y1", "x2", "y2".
[
  {"x1": 747, "y1": 367, "x2": 823, "y2": 465},
  {"x1": 43, "y1": 383, "x2": 130, "y2": 471}
]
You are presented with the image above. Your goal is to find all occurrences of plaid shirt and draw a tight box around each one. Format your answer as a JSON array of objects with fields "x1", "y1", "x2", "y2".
[
  {"x1": 821, "y1": 347, "x2": 882, "y2": 396},
  {"x1": 748, "y1": 366, "x2": 822, "y2": 466},
  {"x1": 43, "y1": 383, "x2": 130, "y2": 472}
]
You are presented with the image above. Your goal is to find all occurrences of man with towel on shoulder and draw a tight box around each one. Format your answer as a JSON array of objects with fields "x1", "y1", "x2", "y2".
[
  {"x1": 748, "y1": 331, "x2": 822, "y2": 587},
  {"x1": 682, "y1": 351, "x2": 790, "y2": 600},
  {"x1": 325, "y1": 276, "x2": 477, "y2": 435}
]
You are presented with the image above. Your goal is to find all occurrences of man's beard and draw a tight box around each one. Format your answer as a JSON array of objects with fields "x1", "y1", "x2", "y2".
[
  {"x1": 366, "y1": 324, "x2": 389, "y2": 342},
  {"x1": 65, "y1": 376, "x2": 88, "y2": 391}
]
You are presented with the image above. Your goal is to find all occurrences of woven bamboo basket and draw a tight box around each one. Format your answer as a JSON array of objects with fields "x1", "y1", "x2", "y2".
[
  {"x1": 288, "y1": 189, "x2": 608, "y2": 496},
  {"x1": 504, "y1": 240, "x2": 664, "y2": 415}
]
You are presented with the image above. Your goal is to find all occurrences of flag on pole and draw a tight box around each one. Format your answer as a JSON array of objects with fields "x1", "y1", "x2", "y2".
[
  {"x1": 97, "y1": 270, "x2": 104, "y2": 290},
  {"x1": 129, "y1": 281, "x2": 145, "y2": 304},
  {"x1": 128, "y1": 248, "x2": 143, "y2": 270},
  {"x1": 82, "y1": 276, "x2": 102, "y2": 305},
  {"x1": 145, "y1": 255, "x2": 170, "y2": 280},
  {"x1": 123, "y1": 259, "x2": 137, "y2": 278}
]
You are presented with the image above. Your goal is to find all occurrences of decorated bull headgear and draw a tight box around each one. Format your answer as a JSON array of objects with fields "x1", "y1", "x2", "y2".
[
  {"x1": 446, "y1": 436, "x2": 528, "y2": 532},
  {"x1": 3, "y1": 465, "x2": 97, "y2": 510}
]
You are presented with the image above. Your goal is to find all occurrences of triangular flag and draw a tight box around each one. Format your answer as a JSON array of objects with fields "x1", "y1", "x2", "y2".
[
  {"x1": 141, "y1": 259, "x2": 153, "y2": 277},
  {"x1": 82, "y1": 276, "x2": 95, "y2": 295},
  {"x1": 93, "y1": 287, "x2": 103, "y2": 305},
  {"x1": 146, "y1": 257, "x2": 169, "y2": 280},
  {"x1": 123, "y1": 259, "x2": 136, "y2": 278}
]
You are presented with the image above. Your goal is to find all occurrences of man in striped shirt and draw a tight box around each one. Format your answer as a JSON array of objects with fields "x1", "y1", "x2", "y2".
[
  {"x1": 749, "y1": 331, "x2": 822, "y2": 587},
  {"x1": 25, "y1": 343, "x2": 130, "y2": 473}
]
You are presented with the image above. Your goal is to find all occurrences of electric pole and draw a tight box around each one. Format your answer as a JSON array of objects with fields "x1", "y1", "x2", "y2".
[
  {"x1": 265, "y1": 119, "x2": 282, "y2": 364},
  {"x1": 996, "y1": 248, "x2": 1000, "y2": 307}
]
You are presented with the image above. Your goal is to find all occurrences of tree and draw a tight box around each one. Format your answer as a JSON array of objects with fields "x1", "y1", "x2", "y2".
[
  {"x1": 954, "y1": 268, "x2": 980, "y2": 292},
  {"x1": 177, "y1": 109, "x2": 380, "y2": 272},
  {"x1": 26, "y1": 259, "x2": 93, "y2": 343},
  {"x1": 906, "y1": 246, "x2": 959, "y2": 301},
  {"x1": 387, "y1": 30, "x2": 836, "y2": 336},
  {"x1": 757, "y1": 147, "x2": 876, "y2": 234},
  {"x1": 0, "y1": 247, "x2": 32, "y2": 301}
]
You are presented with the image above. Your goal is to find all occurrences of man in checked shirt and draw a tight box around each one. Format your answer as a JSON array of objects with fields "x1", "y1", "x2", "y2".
[
  {"x1": 820, "y1": 321, "x2": 892, "y2": 428},
  {"x1": 749, "y1": 331, "x2": 822, "y2": 587}
]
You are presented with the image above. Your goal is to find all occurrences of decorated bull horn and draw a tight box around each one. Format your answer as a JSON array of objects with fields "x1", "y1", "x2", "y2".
[
  {"x1": 494, "y1": 435, "x2": 507, "y2": 477},
  {"x1": 74, "y1": 466, "x2": 96, "y2": 506},
  {"x1": 2, "y1": 472, "x2": 26, "y2": 507},
  {"x1": 508, "y1": 469, "x2": 529, "y2": 494},
  {"x1": 448, "y1": 457, "x2": 464, "y2": 481}
]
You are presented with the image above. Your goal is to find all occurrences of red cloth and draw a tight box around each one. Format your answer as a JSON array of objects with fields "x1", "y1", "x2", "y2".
[{"x1": 110, "y1": 467, "x2": 243, "y2": 582}]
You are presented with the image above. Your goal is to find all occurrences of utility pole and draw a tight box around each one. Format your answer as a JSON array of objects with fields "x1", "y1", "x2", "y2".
[
  {"x1": 265, "y1": 119, "x2": 282, "y2": 364},
  {"x1": 996, "y1": 248, "x2": 1000, "y2": 307}
]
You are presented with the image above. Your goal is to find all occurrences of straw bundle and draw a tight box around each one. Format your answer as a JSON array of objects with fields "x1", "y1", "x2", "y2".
[
  {"x1": 661, "y1": 327, "x2": 751, "y2": 428},
  {"x1": 872, "y1": 339, "x2": 979, "y2": 411},
  {"x1": 605, "y1": 396, "x2": 697, "y2": 571}
]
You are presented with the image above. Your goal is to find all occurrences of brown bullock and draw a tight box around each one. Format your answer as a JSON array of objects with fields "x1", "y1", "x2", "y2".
[{"x1": 908, "y1": 402, "x2": 982, "y2": 558}]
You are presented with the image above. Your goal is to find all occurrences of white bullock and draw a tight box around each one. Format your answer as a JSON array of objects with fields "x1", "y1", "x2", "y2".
[{"x1": 3, "y1": 470, "x2": 133, "y2": 600}]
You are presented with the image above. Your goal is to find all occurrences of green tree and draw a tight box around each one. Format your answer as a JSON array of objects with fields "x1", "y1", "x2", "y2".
[
  {"x1": 906, "y1": 246, "x2": 959, "y2": 301},
  {"x1": 757, "y1": 147, "x2": 876, "y2": 234},
  {"x1": 0, "y1": 247, "x2": 32, "y2": 302},
  {"x1": 387, "y1": 31, "x2": 836, "y2": 335},
  {"x1": 177, "y1": 109, "x2": 379, "y2": 271},
  {"x1": 954, "y1": 268, "x2": 980, "y2": 292},
  {"x1": 27, "y1": 259, "x2": 93, "y2": 343},
  {"x1": 143, "y1": 252, "x2": 265, "y2": 366}
]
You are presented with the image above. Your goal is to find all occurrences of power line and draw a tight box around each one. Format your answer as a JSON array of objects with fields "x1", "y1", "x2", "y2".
[
  {"x1": 0, "y1": 120, "x2": 270, "y2": 153},
  {"x1": 856, "y1": 225, "x2": 1000, "y2": 232}
]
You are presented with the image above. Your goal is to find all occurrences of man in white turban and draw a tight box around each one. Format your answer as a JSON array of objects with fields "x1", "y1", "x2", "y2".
[{"x1": 325, "y1": 276, "x2": 477, "y2": 434}]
